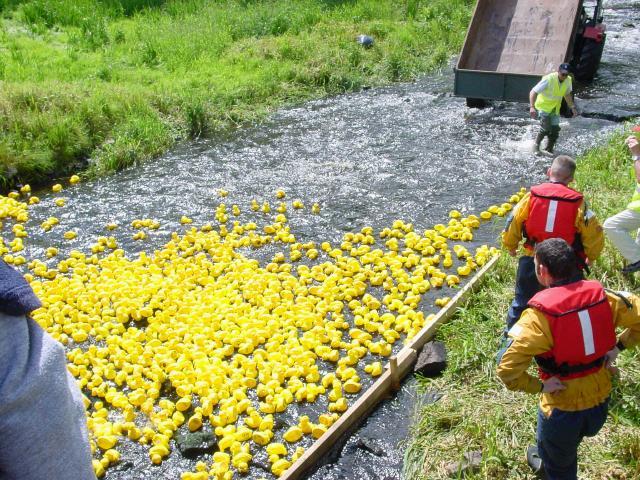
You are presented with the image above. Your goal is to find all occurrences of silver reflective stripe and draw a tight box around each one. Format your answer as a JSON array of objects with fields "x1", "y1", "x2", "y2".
[
  {"x1": 578, "y1": 310, "x2": 595, "y2": 356},
  {"x1": 545, "y1": 200, "x2": 558, "y2": 233},
  {"x1": 508, "y1": 324, "x2": 523, "y2": 339}
]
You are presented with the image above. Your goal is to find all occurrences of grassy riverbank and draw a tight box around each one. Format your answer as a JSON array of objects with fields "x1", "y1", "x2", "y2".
[
  {"x1": 0, "y1": 0, "x2": 473, "y2": 189},
  {"x1": 403, "y1": 129, "x2": 640, "y2": 480}
]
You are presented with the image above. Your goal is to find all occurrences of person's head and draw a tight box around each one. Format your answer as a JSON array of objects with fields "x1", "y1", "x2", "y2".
[
  {"x1": 534, "y1": 238, "x2": 579, "y2": 287},
  {"x1": 547, "y1": 155, "x2": 576, "y2": 184},
  {"x1": 557, "y1": 63, "x2": 571, "y2": 82}
]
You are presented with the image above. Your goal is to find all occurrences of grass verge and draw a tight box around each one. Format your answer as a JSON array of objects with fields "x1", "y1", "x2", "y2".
[
  {"x1": 403, "y1": 126, "x2": 640, "y2": 480},
  {"x1": 0, "y1": 0, "x2": 474, "y2": 189}
]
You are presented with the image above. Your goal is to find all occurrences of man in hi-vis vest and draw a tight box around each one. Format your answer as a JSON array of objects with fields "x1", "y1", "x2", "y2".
[
  {"x1": 529, "y1": 63, "x2": 578, "y2": 155},
  {"x1": 497, "y1": 238, "x2": 640, "y2": 480}
]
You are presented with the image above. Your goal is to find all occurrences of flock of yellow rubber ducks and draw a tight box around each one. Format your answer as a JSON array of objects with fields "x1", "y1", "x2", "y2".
[{"x1": 0, "y1": 178, "x2": 526, "y2": 480}]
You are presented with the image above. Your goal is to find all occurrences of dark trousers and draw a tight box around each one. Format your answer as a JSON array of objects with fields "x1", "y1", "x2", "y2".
[
  {"x1": 506, "y1": 256, "x2": 543, "y2": 330},
  {"x1": 539, "y1": 111, "x2": 561, "y2": 142},
  {"x1": 537, "y1": 400, "x2": 609, "y2": 480}
]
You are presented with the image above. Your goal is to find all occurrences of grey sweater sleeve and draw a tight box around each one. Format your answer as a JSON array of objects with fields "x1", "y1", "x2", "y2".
[{"x1": 0, "y1": 313, "x2": 96, "y2": 480}]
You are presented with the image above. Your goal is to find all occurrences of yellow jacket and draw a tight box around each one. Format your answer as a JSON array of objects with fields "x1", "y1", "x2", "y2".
[
  {"x1": 501, "y1": 191, "x2": 604, "y2": 259},
  {"x1": 497, "y1": 290, "x2": 640, "y2": 416}
]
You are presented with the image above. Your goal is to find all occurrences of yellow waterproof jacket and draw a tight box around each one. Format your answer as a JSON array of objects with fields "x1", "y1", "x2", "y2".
[
  {"x1": 501, "y1": 191, "x2": 604, "y2": 259},
  {"x1": 497, "y1": 290, "x2": 640, "y2": 416}
]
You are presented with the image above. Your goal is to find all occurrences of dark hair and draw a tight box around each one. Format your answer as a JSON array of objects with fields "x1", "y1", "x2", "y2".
[{"x1": 534, "y1": 238, "x2": 579, "y2": 280}]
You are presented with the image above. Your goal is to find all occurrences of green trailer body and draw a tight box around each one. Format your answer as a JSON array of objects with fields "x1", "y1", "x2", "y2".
[{"x1": 454, "y1": 70, "x2": 540, "y2": 103}]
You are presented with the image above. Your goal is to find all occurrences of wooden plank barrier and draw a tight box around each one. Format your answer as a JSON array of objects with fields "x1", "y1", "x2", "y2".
[{"x1": 281, "y1": 254, "x2": 500, "y2": 480}]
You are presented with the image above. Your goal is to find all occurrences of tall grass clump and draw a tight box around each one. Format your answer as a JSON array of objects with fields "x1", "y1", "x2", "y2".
[
  {"x1": 0, "y1": 0, "x2": 474, "y2": 189},
  {"x1": 403, "y1": 125, "x2": 640, "y2": 480}
]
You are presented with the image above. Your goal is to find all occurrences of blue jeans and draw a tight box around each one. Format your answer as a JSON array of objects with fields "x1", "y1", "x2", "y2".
[
  {"x1": 537, "y1": 400, "x2": 609, "y2": 480},
  {"x1": 505, "y1": 256, "x2": 543, "y2": 330}
]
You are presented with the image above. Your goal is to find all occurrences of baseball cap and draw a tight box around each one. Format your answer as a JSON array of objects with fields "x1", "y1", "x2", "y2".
[{"x1": 558, "y1": 63, "x2": 571, "y2": 74}]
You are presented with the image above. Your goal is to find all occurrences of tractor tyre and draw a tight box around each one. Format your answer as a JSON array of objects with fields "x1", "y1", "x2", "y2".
[
  {"x1": 466, "y1": 98, "x2": 487, "y2": 109},
  {"x1": 573, "y1": 35, "x2": 606, "y2": 82}
]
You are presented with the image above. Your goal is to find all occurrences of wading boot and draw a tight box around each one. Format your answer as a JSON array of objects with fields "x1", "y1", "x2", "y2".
[
  {"x1": 543, "y1": 138, "x2": 556, "y2": 156},
  {"x1": 534, "y1": 132, "x2": 545, "y2": 155}
]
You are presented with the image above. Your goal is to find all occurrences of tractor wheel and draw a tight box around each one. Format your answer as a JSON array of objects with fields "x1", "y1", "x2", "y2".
[
  {"x1": 466, "y1": 98, "x2": 487, "y2": 109},
  {"x1": 573, "y1": 35, "x2": 606, "y2": 82}
]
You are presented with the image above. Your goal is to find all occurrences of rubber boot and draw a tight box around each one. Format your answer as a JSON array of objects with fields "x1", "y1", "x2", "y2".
[
  {"x1": 544, "y1": 126, "x2": 560, "y2": 155},
  {"x1": 534, "y1": 131, "x2": 545, "y2": 154},
  {"x1": 544, "y1": 138, "x2": 556, "y2": 155}
]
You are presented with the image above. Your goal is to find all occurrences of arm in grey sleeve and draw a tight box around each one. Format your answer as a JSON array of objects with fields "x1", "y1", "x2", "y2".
[
  {"x1": 532, "y1": 78, "x2": 549, "y2": 94},
  {"x1": 0, "y1": 314, "x2": 96, "y2": 480}
]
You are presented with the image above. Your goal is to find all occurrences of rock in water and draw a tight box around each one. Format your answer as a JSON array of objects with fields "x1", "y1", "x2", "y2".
[
  {"x1": 175, "y1": 432, "x2": 217, "y2": 458},
  {"x1": 356, "y1": 34, "x2": 374, "y2": 48},
  {"x1": 355, "y1": 437, "x2": 385, "y2": 457},
  {"x1": 414, "y1": 341, "x2": 447, "y2": 377}
]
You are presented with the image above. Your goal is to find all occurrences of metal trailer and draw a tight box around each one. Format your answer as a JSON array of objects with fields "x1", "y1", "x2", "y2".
[{"x1": 454, "y1": 0, "x2": 605, "y2": 108}]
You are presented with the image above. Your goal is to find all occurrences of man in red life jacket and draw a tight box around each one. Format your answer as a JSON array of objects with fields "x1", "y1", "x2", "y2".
[
  {"x1": 502, "y1": 155, "x2": 604, "y2": 330},
  {"x1": 497, "y1": 238, "x2": 640, "y2": 479}
]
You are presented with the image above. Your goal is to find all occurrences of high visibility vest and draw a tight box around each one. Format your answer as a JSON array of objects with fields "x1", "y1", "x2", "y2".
[
  {"x1": 627, "y1": 178, "x2": 640, "y2": 212},
  {"x1": 534, "y1": 73, "x2": 571, "y2": 115},
  {"x1": 523, "y1": 183, "x2": 582, "y2": 250},
  {"x1": 530, "y1": 280, "x2": 616, "y2": 381}
]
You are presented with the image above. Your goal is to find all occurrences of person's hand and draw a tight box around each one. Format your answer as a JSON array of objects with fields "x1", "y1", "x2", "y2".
[
  {"x1": 570, "y1": 106, "x2": 578, "y2": 117},
  {"x1": 508, "y1": 248, "x2": 517, "y2": 257},
  {"x1": 605, "y1": 346, "x2": 621, "y2": 375},
  {"x1": 542, "y1": 376, "x2": 566, "y2": 394},
  {"x1": 626, "y1": 135, "x2": 640, "y2": 157},
  {"x1": 529, "y1": 106, "x2": 537, "y2": 119}
]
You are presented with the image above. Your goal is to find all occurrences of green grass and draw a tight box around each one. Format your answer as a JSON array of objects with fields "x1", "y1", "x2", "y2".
[
  {"x1": 0, "y1": 0, "x2": 474, "y2": 189},
  {"x1": 403, "y1": 126, "x2": 640, "y2": 480}
]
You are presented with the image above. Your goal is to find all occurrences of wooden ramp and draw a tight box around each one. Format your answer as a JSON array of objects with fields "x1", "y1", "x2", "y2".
[
  {"x1": 281, "y1": 254, "x2": 500, "y2": 480},
  {"x1": 458, "y1": 0, "x2": 581, "y2": 75}
]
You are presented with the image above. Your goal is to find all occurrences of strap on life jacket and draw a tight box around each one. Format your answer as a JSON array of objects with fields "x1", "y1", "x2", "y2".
[{"x1": 535, "y1": 354, "x2": 605, "y2": 377}]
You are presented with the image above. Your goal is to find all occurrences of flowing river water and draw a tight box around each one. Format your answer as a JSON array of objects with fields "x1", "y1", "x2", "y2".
[{"x1": 8, "y1": 0, "x2": 640, "y2": 479}]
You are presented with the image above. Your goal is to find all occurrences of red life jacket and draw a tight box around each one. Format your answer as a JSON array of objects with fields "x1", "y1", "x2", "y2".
[
  {"x1": 523, "y1": 183, "x2": 583, "y2": 251},
  {"x1": 529, "y1": 280, "x2": 616, "y2": 381}
]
